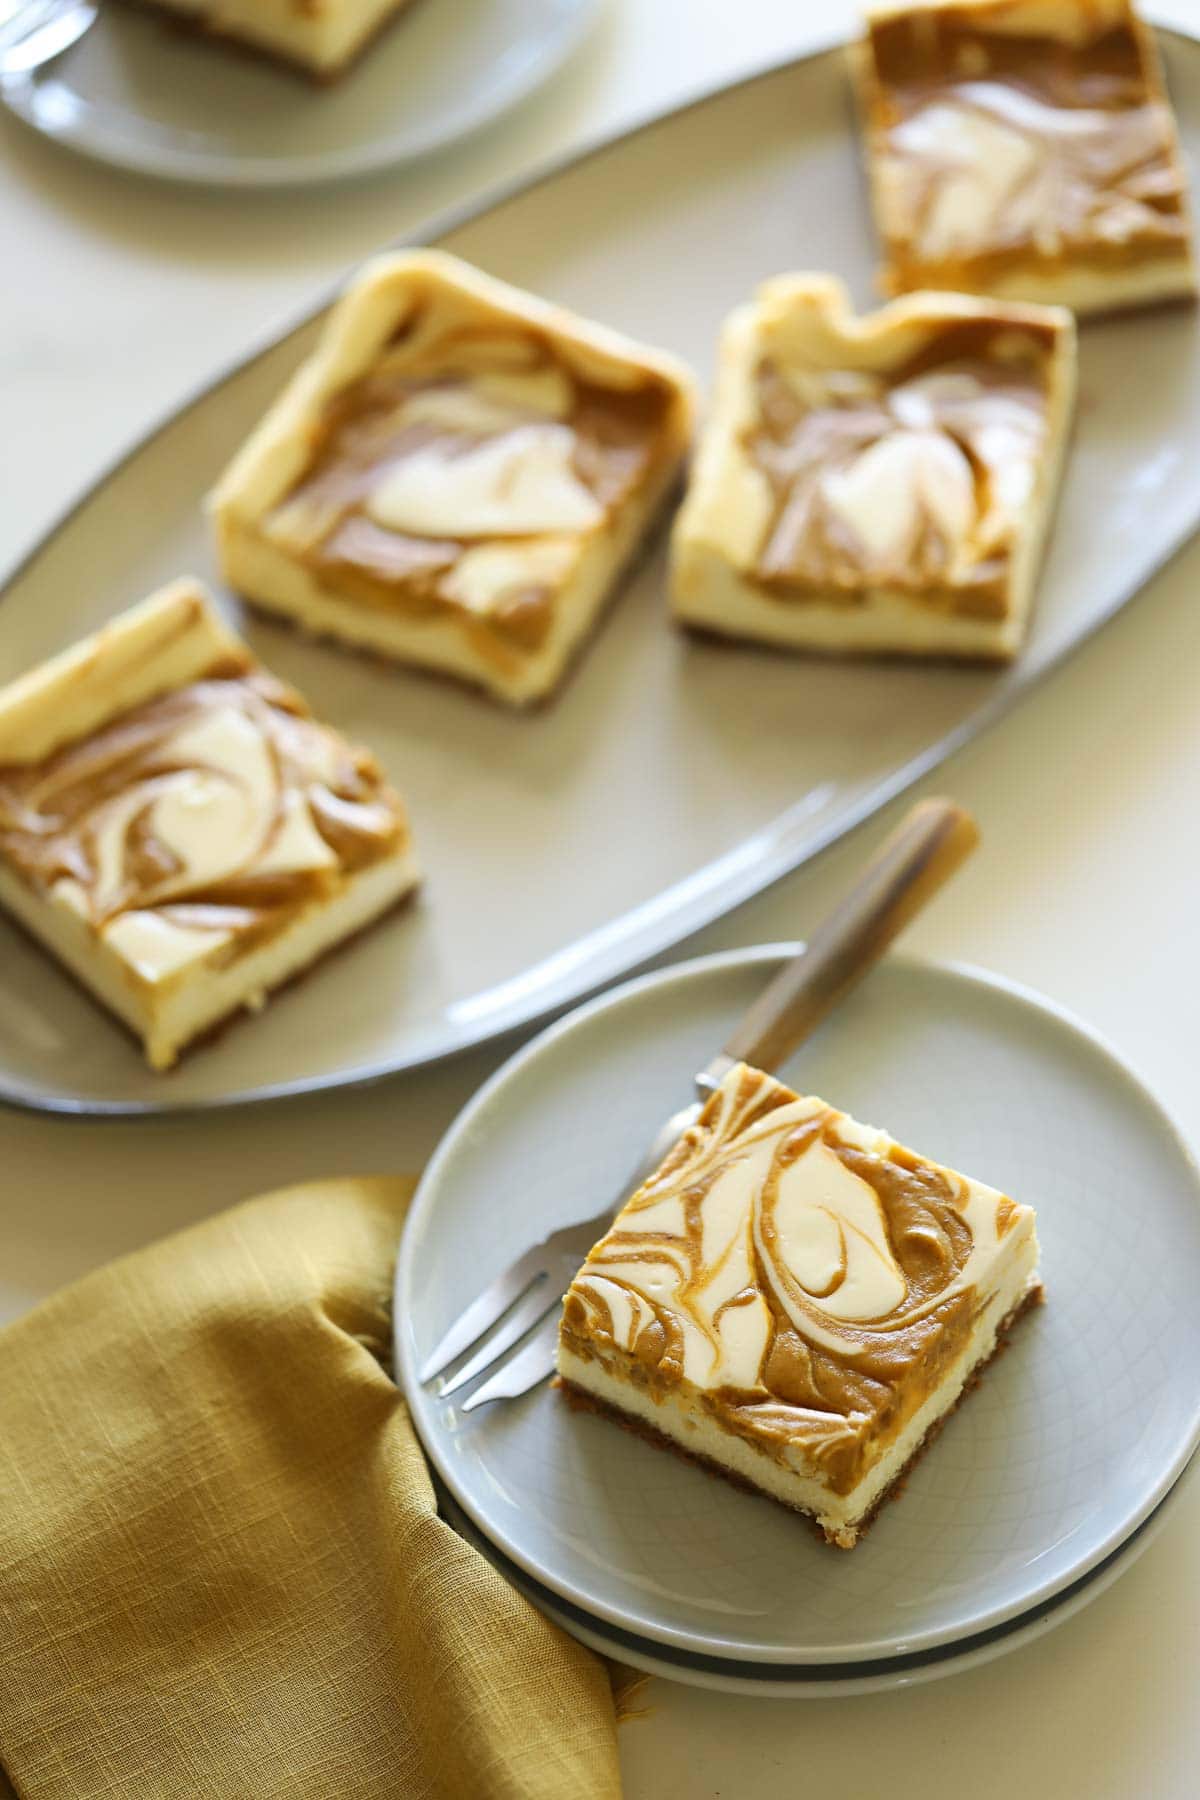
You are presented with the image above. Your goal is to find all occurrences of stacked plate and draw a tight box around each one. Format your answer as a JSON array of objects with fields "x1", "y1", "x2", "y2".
[{"x1": 396, "y1": 946, "x2": 1200, "y2": 1694}]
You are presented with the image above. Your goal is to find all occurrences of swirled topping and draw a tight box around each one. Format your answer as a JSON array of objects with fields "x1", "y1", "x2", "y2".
[
  {"x1": 748, "y1": 321, "x2": 1052, "y2": 612},
  {"x1": 560, "y1": 1064, "x2": 1035, "y2": 1492},
  {"x1": 0, "y1": 657, "x2": 409, "y2": 985},
  {"x1": 263, "y1": 321, "x2": 675, "y2": 666},
  {"x1": 867, "y1": 3, "x2": 1192, "y2": 286}
]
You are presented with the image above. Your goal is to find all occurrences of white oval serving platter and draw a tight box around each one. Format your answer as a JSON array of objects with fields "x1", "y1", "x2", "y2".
[
  {"x1": 0, "y1": 0, "x2": 598, "y2": 189},
  {"x1": 3, "y1": 30, "x2": 1200, "y2": 1113},
  {"x1": 395, "y1": 946, "x2": 1200, "y2": 1666}
]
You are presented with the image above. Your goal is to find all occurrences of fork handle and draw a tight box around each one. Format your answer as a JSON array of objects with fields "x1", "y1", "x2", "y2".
[{"x1": 704, "y1": 797, "x2": 979, "y2": 1084}]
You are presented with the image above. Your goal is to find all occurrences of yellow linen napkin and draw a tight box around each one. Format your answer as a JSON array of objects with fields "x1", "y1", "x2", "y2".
[{"x1": 0, "y1": 1177, "x2": 625, "y2": 1800}]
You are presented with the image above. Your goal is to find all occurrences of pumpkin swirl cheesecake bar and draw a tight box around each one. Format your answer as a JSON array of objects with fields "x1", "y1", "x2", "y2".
[
  {"x1": 556, "y1": 1063, "x2": 1042, "y2": 1547},
  {"x1": 212, "y1": 251, "x2": 696, "y2": 706},
  {"x1": 0, "y1": 582, "x2": 418, "y2": 1070},
  {"x1": 671, "y1": 274, "x2": 1075, "y2": 661},
  {"x1": 855, "y1": 0, "x2": 1198, "y2": 315}
]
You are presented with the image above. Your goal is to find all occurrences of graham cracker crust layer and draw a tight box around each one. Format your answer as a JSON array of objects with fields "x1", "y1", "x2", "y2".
[{"x1": 558, "y1": 1282, "x2": 1045, "y2": 1550}]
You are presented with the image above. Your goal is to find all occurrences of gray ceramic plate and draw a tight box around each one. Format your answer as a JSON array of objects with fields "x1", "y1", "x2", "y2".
[
  {"x1": 0, "y1": 0, "x2": 598, "y2": 188},
  {"x1": 395, "y1": 947, "x2": 1200, "y2": 1665},
  {"x1": 437, "y1": 1456, "x2": 1198, "y2": 1695},
  {"x1": 3, "y1": 31, "x2": 1200, "y2": 1115}
]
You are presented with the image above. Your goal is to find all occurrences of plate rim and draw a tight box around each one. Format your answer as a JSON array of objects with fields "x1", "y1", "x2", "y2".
[
  {"x1": 0, "y1": 0, "x2": 602, "y2": 190},
  {"x1": 4, "y1": 28, "x2": 1200, "y2": 1116},
  {"x1": 395, "y1": 943, "x2": 1200, "y2": 1664},
  {"x1": 438, "y1": 1452, "x2": 1197, "y2": 1696}
]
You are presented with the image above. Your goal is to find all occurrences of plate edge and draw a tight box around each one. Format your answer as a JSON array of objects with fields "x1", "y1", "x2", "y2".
[{"x1": 395, "y1": 944, "x2": 1200, "y2": 1663}]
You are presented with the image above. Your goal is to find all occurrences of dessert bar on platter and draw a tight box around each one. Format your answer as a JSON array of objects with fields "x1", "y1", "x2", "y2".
[
  {"x1": 212, "y1": 250, "x2": 696, "y2": 706},
  {"x1": 672, "y1": 274, "x2": 1076, "y2": 661},
  {"x1": 0, "y1": 582, "x2": 418, "y2": 1070},
  {"x1": 855, "y1": 0, "x2": 1198, "y2": 315},
  {"x1": 557, "y1": 1062, "x2": 1042, "y2": 1547}
]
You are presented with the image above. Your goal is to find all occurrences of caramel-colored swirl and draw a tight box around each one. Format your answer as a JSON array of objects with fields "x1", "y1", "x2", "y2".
[
  {"x1": 748, "y1": 322, "x2": 1051, "y2": 614},
  {"x1": 869, "y1": 8, "x2": 1191, "y2": 287},
  {"x1": 265, "y1": 318, "x2": 674, "y2": 670},
  {"x1": 561, "y1": 1065, "x2": 1030, "y2": 1491},
  {"x1": 0, "y1": 658, "x2": 408, "y2": 983}
]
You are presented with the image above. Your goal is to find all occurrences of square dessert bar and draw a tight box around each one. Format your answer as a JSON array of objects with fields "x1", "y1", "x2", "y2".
[
  {"x1": 212, "y1": 250, "x2": 696, "y2": 706},
  {"x1": 557, "y1": 1063, "x2": 1042, "y2": 1548},
  {"x1": 671, "y1": 275, "x2": 1076, "y2": 660},
  {"x1": 856, "y1": 0, "x2": 1198, "y2": 315},
  {"x1": 126, "y1": 0, "x2": 417, "y2": 81},
  {"x1": 0, "y1": 582, "x2": 419, "y2": 1070}
]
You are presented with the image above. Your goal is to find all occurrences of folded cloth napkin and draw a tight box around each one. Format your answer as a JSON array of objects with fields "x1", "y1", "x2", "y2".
[{"x1": 0, "y1": 1177, "x2": 627, "y2": 1800}]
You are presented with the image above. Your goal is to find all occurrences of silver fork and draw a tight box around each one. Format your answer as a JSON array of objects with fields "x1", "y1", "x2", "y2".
[
  {"x1": 0, "y1": 0, "x2": 97, "y2": 78},
  {"x1": 419, "y1": 796, "x2": 979, "y2": 1411}
]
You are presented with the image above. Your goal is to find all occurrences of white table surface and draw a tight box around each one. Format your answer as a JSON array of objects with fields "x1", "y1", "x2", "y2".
[{"x1": 3, "y1": 3, "x2": 1199, "y2": 1794}]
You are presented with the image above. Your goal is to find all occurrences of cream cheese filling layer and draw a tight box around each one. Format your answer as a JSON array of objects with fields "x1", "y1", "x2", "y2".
[{"x1": 366, "y1": 423, "x2": 604, "y2": 539}]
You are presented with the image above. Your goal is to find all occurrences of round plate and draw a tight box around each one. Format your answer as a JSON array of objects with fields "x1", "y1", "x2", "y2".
[
  {"x1": 0, "y1": 0, "x2": 597, "y2": 188},
  {"x1": 395, "y1": 946, "x2": 1200, "y2": 1666},
  {"x1": 438, "y1": 1453, "x2": 1197, "y2": 1696}
]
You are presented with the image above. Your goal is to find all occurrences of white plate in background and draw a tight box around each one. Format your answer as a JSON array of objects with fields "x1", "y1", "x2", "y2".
[
  {"x1": 0, "y1": 0, "x2": 598, "y2": 188},
  {"x1": 396, "y1": 947, "x2": 1200, "y2": 1665}
]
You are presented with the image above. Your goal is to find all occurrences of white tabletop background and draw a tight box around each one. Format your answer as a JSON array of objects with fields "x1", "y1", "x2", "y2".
[{"x1": 3, "y1": 3, "x2": 1199, "y2": 1795}]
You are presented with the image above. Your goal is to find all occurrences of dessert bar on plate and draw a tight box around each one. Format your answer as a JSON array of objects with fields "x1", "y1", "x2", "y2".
[
  {"x1": 212, "y1": 250, "x2": 696, "y2": 706},
  {"x1": 0, "y1": 582, "x2": 418, "y2": 1070},
  {"x1": 557, "y1": 1062, "x2": 1042, "y2": 1548},
  {"x1": 123, "y1": 0, "x2": 417, "y2": 81},
  {"x1": 855, "y1": 0, "x2": 1198, "y2": 314},
  {"x1": 671, "y1": 274, "x2": 1076, "y2": 660}
]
